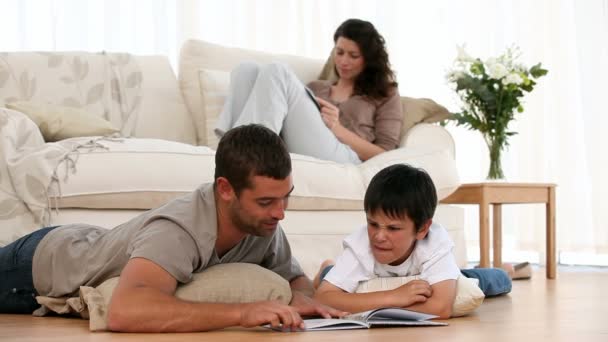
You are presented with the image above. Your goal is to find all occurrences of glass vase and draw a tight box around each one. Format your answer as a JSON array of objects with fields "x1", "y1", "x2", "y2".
[{"x1": 486, "y1": 137, "x2": 505, "y2": 180}]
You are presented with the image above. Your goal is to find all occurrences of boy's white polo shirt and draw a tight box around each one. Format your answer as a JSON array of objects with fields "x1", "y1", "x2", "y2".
[{"x1": 324, "y1": 222, "x2": 461, "y2": 293}]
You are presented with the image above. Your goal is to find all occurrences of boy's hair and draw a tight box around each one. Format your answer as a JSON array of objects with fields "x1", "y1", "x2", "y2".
[
  {"x1": 364, "y1": 164, "x2": 437, "y2": 231},
  {"x1": 214, "y1": 124, "x2": 291, "y2": 195}
]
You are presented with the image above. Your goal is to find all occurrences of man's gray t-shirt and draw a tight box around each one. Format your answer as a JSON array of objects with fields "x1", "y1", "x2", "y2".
[{"x1": 32, "y1": 183, "x2": 304, "y2": 297}]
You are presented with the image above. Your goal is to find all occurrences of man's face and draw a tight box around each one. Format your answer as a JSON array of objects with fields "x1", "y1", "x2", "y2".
[
  {"x1": 366, "y1": 211, "x2": 430, "y2": 266},
  {"x1": 228, "y1": 175, "x2": 294, "y2": 237}
]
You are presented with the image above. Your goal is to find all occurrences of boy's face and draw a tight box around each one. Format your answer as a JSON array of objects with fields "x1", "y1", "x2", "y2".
[{"x1": 366, "y1": 211, "x2": 431, "y2": 266}]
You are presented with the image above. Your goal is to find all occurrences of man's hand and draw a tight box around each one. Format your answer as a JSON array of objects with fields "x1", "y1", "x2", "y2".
[
  {"x1": 239, "y1": 300, "x2": 304, "y2": 331},
  {"x1": 389, "y1": 280, "x2": 433, "y2": 307},
  {"x1": 290, "y1": 291, "x2": 349, "y2": 319}
]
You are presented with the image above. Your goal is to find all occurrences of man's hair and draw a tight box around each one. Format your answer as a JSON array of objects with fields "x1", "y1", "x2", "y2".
[
  {"x1": 364, "y1": 164, "x2": 437, "y2": 231},
  {"x1": 214, "y1": 124, "x2": 291, "y2": 195},
  {"x1": 333, "y1": 18, "x2": 398, "y2": 100}
]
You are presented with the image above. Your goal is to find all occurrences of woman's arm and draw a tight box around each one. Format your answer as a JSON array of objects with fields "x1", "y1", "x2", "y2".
[{"x1": 313, "y1": 279, "x2": 432, "y2": 314}]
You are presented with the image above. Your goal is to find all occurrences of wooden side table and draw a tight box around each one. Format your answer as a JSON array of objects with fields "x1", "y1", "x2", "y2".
[{"x1": 441, "y1": 182, "x2": 556, "y2": 279}]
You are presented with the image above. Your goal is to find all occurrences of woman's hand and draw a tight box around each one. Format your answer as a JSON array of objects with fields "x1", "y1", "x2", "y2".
[{"x1": 316, "y1": 97, "x2": 341, "y2": 131}]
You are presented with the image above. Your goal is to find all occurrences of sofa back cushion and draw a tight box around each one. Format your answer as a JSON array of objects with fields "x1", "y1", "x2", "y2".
[
  {"x1": 0, "y1": 52, "x2": 197, "y2": 144},
  {"x1": 179, "y1": 39, "x2": 324, "y2": 146}
]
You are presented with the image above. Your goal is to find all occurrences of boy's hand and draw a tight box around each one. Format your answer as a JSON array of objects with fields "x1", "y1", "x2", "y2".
[{"x1": 390, "y1": 280, "x2": 433, "y2": 307}]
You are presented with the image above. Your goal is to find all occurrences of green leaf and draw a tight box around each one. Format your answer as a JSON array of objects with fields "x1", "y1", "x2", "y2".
[
  {"x1": 470, "y1": 60, "x2": 485, "y2": 75},
  {"x1": 530, "y1": 63, "x2": 548, "y2": 78}
]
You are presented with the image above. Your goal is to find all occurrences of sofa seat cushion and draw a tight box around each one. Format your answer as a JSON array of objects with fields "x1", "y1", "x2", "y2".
[{"x1": 53, "y1": 137, "x2": 459, "y2": 211}]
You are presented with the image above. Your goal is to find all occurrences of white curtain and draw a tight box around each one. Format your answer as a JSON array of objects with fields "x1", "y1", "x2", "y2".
[{"x1": 2, "y1": 0, "x2": 607, "y2": 265}]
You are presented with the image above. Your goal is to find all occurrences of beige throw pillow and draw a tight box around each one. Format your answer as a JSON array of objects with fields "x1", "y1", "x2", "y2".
[
  {"x1": 400, "y1": 96, "x2": 451, "y2": 136},
  {"x1": 355, "y1": 275, "x2": 485, "y2": 317},
  {"x1": 36, "y1": 263, "x2": 292, "y2": 331},
  {"x1": 6, "y1": 101, "x2": 119, "y2": 142}
]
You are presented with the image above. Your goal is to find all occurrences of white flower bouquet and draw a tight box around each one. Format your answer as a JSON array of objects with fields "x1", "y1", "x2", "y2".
[{"x1": 446, "y1": 45, "x2": 548, "y2": 179}]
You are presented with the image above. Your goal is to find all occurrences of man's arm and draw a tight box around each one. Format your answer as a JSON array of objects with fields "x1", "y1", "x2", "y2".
[
  {"x1": 314, "y1": 279, "x2": 432, "y2": 314},
  {"x1": 289, "y1": 275, "x2": 314, "y2": 297},
  {"x1": 107, "y1": 258, "x2": 304, "y2": 332}
]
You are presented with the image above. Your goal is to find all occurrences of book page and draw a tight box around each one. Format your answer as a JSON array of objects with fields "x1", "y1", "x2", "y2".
[
  {"x1": 303, "y1": 318, "x2": 368, "y2": 331},
  {"x1": 369, "y1": 308, "x2": 438, "y2": 321}
]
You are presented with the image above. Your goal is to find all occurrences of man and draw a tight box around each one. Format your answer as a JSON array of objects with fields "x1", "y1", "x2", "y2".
[{"x1": 0, "y1": 124, "x2": 343, "y2": 332}]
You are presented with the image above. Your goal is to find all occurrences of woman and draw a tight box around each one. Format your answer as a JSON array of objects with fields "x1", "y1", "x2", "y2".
[{"x1": 215, "y1": 18, "x2": 403, "y2": 164}]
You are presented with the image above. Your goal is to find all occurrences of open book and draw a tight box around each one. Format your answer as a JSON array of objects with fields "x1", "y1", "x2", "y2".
[{"x1": 267, "y1": 308, "x2": 447, "y2": 331}]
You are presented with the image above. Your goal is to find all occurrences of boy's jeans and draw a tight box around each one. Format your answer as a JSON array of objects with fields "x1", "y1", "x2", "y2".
[
  {"x1": 0, "y1": 226, "x2": 57, "y2": 314},
  {"x1": 319, "y1": 266, "x2": 512, "y2": 297},
  {"x1": 460, "y1": 268, "x2": 511, "y2": 296}
]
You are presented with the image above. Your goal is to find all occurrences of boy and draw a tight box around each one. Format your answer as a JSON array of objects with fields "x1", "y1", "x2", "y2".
[{"x1": 313, "y1": 164, "x2": 512, "y2": 319}]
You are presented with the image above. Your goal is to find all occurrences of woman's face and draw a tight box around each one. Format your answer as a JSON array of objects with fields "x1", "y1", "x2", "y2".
[{"x1": 333, "y1": 37, "x2": 365, "y2": 82}]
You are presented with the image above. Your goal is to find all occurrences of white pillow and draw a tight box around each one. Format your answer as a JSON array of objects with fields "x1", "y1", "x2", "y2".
[
  {"x1": 197, "y1": 68, "x2": 230, "y2": 149},
  {"x1": 355, "y1": 275, "x2": 484, "y2": 317}
]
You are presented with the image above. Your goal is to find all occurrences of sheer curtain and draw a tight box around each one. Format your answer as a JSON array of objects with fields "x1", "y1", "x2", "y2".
[{"x1": 2, "y1": 0, "x2": 607, "y2": 265}]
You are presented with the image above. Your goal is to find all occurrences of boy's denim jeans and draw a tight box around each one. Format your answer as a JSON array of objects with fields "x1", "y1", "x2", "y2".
[
  {"x1": 460, "y1": 268, "x2": 512, "y2": 296},
  {"x1": 0, "y1": 226, "x2": 57, "y2": 314},
  {"x1": 319, "y1": 266, "x2": 512, "y2": 297}
]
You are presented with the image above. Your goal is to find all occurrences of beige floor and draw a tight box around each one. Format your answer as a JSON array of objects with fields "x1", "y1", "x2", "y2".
[{"x1": 1, "y1": 266, "x2": 607, "y2": 342}]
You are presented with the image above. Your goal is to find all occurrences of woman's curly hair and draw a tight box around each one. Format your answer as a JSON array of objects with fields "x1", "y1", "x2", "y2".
[{"x1": 333, "y1": 19, "x2": 398, "y2": 100}]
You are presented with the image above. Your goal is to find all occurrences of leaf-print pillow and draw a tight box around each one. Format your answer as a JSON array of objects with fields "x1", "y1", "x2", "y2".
[{"x1": 6, "y1": 101, "x2": 119, "y2": 141}]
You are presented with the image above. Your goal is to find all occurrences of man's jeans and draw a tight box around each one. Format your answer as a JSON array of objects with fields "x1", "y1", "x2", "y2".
[
  {"x1": 0, "y1": 226, "x2": 57, "y2": 314},
  {"x1": 319, "y1": 266, "x2": 512, "y2": 297}
]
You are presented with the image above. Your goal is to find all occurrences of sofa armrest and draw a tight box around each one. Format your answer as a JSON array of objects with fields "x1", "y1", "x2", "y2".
[{"x1": 399, "y1": 123, "x2": 456, "y2": 160}]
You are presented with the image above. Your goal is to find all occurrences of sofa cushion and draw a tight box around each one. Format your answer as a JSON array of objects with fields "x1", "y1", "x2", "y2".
[
  {"x1": 179, "y1": 39, "x2": 324, "y2": 146},
  {"x1": 0, "y1": 52, "x2": 197, "y2": 145},
  {"x1": 6, "y1": 101, "x2": 119, "y2": 141},
  {"x1": 53, "y1": 137, "x2": 459, "y2": 211},
  {"x1": 198, "y1": 68, "x2": 230, "y2": 149},
  {"x1": 134, "y1": 56, "x2": 198, "y2": 145}
]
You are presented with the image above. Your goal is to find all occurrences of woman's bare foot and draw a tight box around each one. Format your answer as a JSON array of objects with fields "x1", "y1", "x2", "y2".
[{"x1": 313, "y1": 259, "x2": 335, "y2": 289}]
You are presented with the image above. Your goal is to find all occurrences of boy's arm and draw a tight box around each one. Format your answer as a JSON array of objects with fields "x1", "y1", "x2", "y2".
[
  {"x1": 313, "y1": 279, "x2": 432, "y2": 314},
  {"x1": 401, "y1": 279, "x2": 457, "y2": 319}
]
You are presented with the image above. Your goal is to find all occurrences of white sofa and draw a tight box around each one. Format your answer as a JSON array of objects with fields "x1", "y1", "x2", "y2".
[{"x1": 0, "y1": 40, "x2": 465, "y2": 277}]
